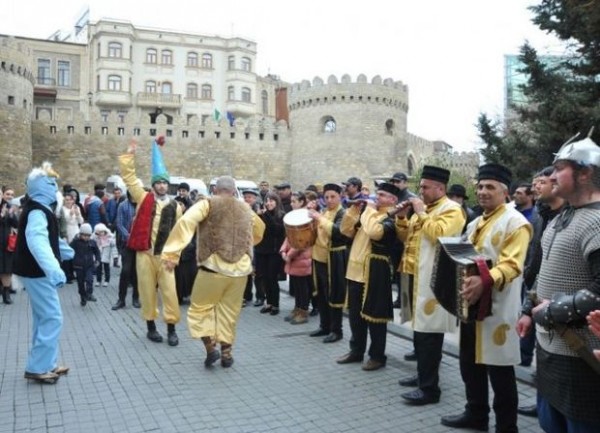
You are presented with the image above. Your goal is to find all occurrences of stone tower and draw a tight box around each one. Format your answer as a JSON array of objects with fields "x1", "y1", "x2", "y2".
[
  {"x1": 0, "y1": 36, "x2": 35, "y2": 194},
  {"x1": 288, "y1": 74, "x2": 410, "y2": 187}
]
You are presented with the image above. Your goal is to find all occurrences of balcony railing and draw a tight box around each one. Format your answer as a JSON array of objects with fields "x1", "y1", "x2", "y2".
[
  {"x1": 136, "y1": 92, "x2": 182, "y2": 108},
  {"x1": 36, "y1": 76, "x2": 56, "y2": 86}
]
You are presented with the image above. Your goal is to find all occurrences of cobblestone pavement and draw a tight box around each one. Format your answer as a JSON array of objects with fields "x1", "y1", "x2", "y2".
[{"x1": 0, "y1": 273, "x2": 541, "y2": 432}]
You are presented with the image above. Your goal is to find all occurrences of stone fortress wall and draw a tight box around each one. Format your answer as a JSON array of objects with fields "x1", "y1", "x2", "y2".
[{"x1": 0, "y1": 37, "x2": 35, "y2": 192}]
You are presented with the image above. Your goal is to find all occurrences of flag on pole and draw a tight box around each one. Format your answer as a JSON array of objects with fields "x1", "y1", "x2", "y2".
[
  {"x1": 214, "y1": 108, "x2": 221, "y2": 121},
  {"x1": 226, "y1": 111, "x2": 235, "y2": 126}
]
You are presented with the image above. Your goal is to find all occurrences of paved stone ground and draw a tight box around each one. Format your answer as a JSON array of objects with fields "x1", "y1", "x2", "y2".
[{"x1": 0, "y1": 273, "x2": 542, "y2": 433}]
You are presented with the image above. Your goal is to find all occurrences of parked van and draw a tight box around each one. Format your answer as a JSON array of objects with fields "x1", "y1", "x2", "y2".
[
  {"x1": 106, "y1": 175, "x2": 127, "y2": 195},
  {"x1": 169, "y1": 176, "x2": 209, "y2": 198},
  {"x1": 208, "y1": 178, "x2": 258, "y2": 198}
]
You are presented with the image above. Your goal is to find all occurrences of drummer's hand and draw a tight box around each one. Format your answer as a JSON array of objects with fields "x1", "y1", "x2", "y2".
[
  {"x1": 308, "y1": 209, "x2": 321, "y2": 220},
  {"x1": 410, "y1": 197, "x2": 425, "y2": 215},
  {"x1": 460, "y1": 275, "x2": 483, "y2": 305}
]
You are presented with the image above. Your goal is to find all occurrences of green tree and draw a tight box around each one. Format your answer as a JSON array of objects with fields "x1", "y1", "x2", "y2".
[{"x1": 477, "y1": 0, "x2": 600, "y2": 181}]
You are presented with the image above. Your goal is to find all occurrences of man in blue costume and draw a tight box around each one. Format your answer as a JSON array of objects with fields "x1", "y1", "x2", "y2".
[{"x1": 15, "y1": 162, "x2": 74, "y2": 384}]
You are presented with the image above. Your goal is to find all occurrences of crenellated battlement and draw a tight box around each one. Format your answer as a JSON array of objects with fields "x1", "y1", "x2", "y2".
[
  {"x1": 288, "y1": 74, "x2": 409, "y2": 113},
  {"x1": 0, "y1": 36, "x2": 35, "y2": 85}
]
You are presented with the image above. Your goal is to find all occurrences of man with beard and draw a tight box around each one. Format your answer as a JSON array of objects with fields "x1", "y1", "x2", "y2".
[
  {"x1": 119, "y1": 137, "x2": 182, "y2": 346},
  {"x1": 518, "y1": 136, "x2": 600, "y2": 432}
]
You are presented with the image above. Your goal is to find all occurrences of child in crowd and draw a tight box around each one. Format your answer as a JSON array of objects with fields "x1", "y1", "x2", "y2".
[
  {"x1": 70, "y1": 223, "x2": 100, "y2": 306},
  {"x1": 92, "y1": 223, "x2": 117, "y2": 287}
]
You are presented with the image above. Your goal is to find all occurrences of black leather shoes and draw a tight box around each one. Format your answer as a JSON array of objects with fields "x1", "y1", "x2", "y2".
[
  {"x1": 309, "y1": 328, "x2": 329, "y2": 337},
  {"x1": 398, "y1": 374, "x2": 419, "y2": 387},
  {"x1": 167, "y1": 331, "x2": 179, "y2": 347},
  {"x1": 147, "y1": 330, "x2": 163, "y2": 343},
  {"x1": 253, "y1": 299, "x2": 265, "y2": 307},
  {"x1": 260, "y1": 305, "x2": 272, "y2": 314},
  {"x1": 24, "y1": 371, "x2": 59, "y2": 384},
  {"x1": 111, "y1": 300, "x2": 125, "y2": 310},
  {"x1": 336, "y1": 352, "x2": 364, "y2": 364},
  {"x1": 401, "y1": 389, "x2": 440, "y2": 405},
  {"x1": 204, "y1": 350, "x2": 220, "y2": 367},
  {"x1": 322, "y1": 332, "x2": 342, "y2": 343},
  {"x1": 441, "y1": 413, "x2": 488, "y2": 431},
  {"x1": 403, "y1": 350, "x2": 417, "y2": 361},
  {"x1": 517, "y1": 404, "x2": 538, "y2": 417},
  {"x1": 132, "y1": 299, "x2": 141, "y2": 308}
]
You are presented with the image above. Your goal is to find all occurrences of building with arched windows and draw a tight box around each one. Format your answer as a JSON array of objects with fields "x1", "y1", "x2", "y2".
[{"x1": 0, "y1": 18, "x2": 479, "y2": 193}]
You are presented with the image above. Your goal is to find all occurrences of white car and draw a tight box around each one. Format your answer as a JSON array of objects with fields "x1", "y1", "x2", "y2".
[{"x1": 209, "y1": 178, "x2": 258, "y2": 199}]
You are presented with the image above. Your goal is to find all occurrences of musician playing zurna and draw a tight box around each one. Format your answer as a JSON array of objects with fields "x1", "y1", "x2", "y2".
[
  {"x1": 307, "y1": 183, "x2": 351, "y2": 343},
  {"x1": 440, "y1": 163, "x2": 531, "y2": 433},
  {"x1": 335, "y1": 182, "x2": 401, "y2": 371},
  {"x1": 519, "y1": 135, "x2": 600, "y2": 433},
  {"x1": 393, "y1": 166, "x2": 465, "y2": 405}
]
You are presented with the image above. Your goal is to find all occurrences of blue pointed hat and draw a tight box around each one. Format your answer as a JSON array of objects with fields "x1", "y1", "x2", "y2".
[{"x1": 151, "y1": 137, "x2": 170, "y2": 185}]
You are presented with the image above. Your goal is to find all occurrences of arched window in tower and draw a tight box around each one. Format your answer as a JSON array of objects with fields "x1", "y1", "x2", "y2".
[
  {"x1": 385, "y1": 119, "x2": 395, "y2": 136},
  {"x1": 108, "y1": 75, "x2": 122, "y2": 91},
  {"x1": 323, "y1": 117, "x2": 336, "y2": 133},
  {"x1": 261, "y1": 90, "x2": 268, "y2": 115},
  {"x1": 407, "y1": 156, "x2": 415, "y2": 176},
  {"x1": 108, "y1": 42, "x2": 122, "y2": 58},
  {"x1": 228, "y1": 86, "x2": 235, "y2": 101},
  {"x1": 241, "y1": 87, "x2": 251, "y2": 103},
  {"x1": 241, "y1": 57, "x2": 251, "y2": 72}
]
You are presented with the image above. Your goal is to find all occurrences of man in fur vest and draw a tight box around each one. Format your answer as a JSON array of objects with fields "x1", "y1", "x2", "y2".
[
  {"x1": 118, "y1": 138, "x2": 183, "y2": 346},
  {"x1": 162, "y1": 176, "x2": 265, "y2": 368}
]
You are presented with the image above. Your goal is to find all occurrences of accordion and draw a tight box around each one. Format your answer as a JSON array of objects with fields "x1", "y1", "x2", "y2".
[{"x1": 430, "y1": 237, "x2": 493, "y2": 323}]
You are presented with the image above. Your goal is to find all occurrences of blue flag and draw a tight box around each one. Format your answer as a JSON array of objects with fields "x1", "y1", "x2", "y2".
[{"x1": 226, "y1": 111, "x2": 235, "y2": 126}]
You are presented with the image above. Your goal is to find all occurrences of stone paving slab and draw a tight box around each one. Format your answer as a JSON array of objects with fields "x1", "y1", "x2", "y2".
[{"x1": 0, "y1": 274, "x2": 542, "y2": 432}]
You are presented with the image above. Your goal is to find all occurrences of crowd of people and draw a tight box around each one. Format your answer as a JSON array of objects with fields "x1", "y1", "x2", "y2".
[{"x1": 5, "y1": 133, "x2": 600, "y2": 433}]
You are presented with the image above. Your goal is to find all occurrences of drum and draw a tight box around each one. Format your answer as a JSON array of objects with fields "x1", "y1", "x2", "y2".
[{"x1": 283, "y1": 209, "x2": 317, "y2": 249}]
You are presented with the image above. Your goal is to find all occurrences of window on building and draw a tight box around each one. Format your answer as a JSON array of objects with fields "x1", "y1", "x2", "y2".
[
  {"x1": 108, "y1": 42, "x2": 122, "y2": 58},
  {"x1": 145, "y1": 80, "x2": 157, "y2": 93},
  {"x1": 108, "y1": 75, "x2": 122, "y2": 91},
  {"x1": 241, "y1": 87, "x2": 251, "y2": 103},
  {"x1": 146, "y1": 48, "x2": 157, "y2": 64},
  {"x1": 117, "y1": 111, "x2": 127, "y2": 123},
  {"x1": 201, "y1": 84, "x2": 212, "y2": 100},
  {"x1": 161, "y1": 50, "x2": 173, "y2": 65},
  {"x1": 187, "y1": 83, "x2": 198, "y2": 99},
  {"x1": 228, "y1": 86, "x2": 235, "y2": 101},
  {"x1": 161, "y1": 82, "x2": 172, "y2": 94},
  {"x1": 57, "y1": 61, "x2": 70, "y2": 87},
  {"x1": 187, "y1": 52, "x2": 198, "y2": 67},
  {"x1": 37, "y1": 59, "x2": 51, "y2": 85},
  {"x1": 8, "y1": 96, "x2": 15, "y2": 105},
  {"x1": 228, "y1": 56, "x2": 235, "y2": 70},
  {"x1": 101, "y1": 110, "x2": 110, "y2": 122},
  {"x1": 241, "y1": 57, "x2": 251, "y2": 72},
  {"x1": 261, "y1": 90, "x2": 268, "y2": 115},
  {"x1": 201, "y1": 53, "x2": 213, "y2": 69}
]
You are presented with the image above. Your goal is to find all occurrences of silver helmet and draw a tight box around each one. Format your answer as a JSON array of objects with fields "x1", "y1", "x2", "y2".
[{"x1": 553, "y1": 131, "x2": 600, "y2": 167}]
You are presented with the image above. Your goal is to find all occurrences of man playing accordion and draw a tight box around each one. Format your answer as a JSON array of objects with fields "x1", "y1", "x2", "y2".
[{"x1": 441, "y1": 163, "x2": 531, "y2": 433}]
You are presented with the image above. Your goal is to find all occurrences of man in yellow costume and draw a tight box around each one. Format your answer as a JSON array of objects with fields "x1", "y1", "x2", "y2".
[
  {"x1": 441, "y1": 163, "x2": 531, "y2": 433},
  {"x1": 394, "y1": 166, "x2": 465, "y2": 405},
  {"x1": 162, "y1": 176, "x2": 265, "y2": 367},
  {"x1": 119, "y1": 137, "x2": 183, "y2": 346}
]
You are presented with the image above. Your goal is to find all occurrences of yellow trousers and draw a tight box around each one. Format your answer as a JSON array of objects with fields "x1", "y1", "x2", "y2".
[
  {"x1": 136, "y1": 253, "x2": 180, "y2": 324},
  {"x1": 187, "y1": 269, "x2": 246, "y2": 345}
]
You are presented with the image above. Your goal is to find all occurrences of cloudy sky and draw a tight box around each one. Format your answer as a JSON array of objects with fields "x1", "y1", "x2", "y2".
[{"x1": 4, "y1": 0, "x2": 563, "y2": 152}]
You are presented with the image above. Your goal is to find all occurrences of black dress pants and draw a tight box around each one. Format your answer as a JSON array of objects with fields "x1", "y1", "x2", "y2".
[
  {"x1": 117, "y1": 246, "x2": 139, "y2": 302},
  {"x1": 459, "y1": 322, "x2": 518, "y2": 433},
  {"x1": 313, "y1": 260, "x2": 342, "y2": 335},
  {"x1": 347, "y1": 280, "x2": 386, "y2": 362},
  {"x1": 414, "y1": 331, "x2": 444, "y2": 397}
]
